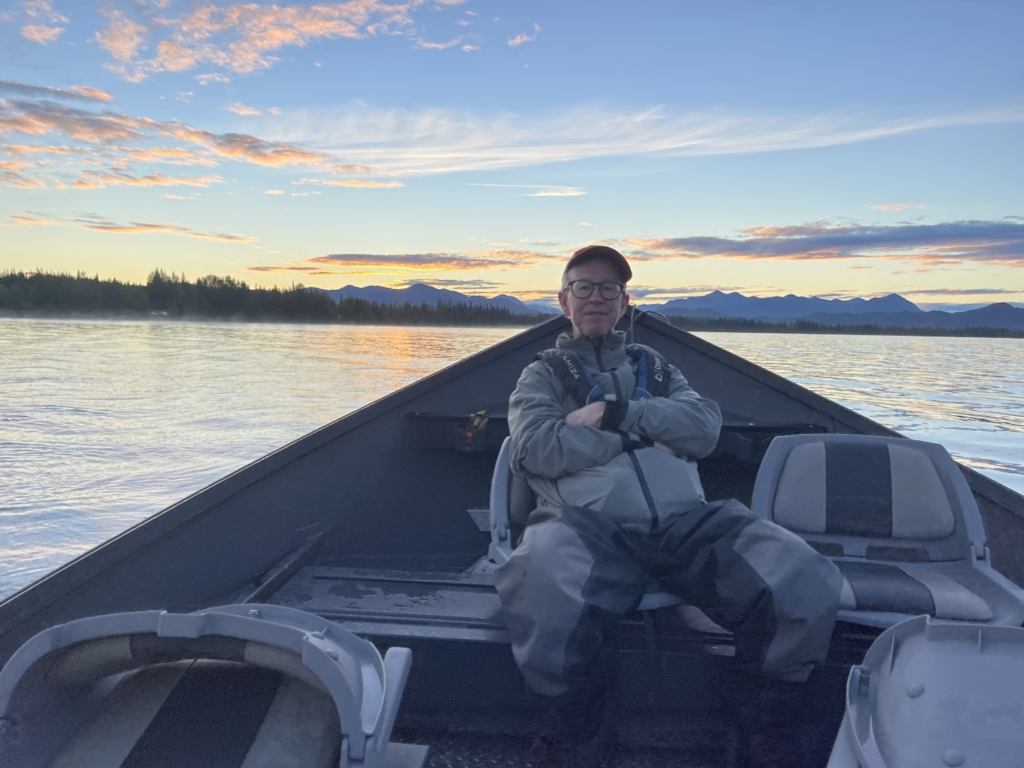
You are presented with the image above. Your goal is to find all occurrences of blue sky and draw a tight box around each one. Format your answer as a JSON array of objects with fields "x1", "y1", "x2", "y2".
[{"x1": 1, "y1": 0, "x2": 1022, "y2": 309}]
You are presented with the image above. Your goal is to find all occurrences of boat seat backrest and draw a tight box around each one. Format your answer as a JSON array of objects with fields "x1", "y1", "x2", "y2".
[
  {"x1": 0, "y1": 605, "x2": 414, "y2": 768},
  {"x1": 753, "y1": 434, "x2": 984, "y2": 563},
  {"x1": 774, "y1": 440, "x2": 955, "y2": 540}
]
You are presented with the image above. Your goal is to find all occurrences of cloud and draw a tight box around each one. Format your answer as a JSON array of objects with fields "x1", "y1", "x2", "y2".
[
  {"x1": 3, "y1": 143, "x2": 218, "y2": 167},
  {"x1": 577, "y1": 222, "x2": 594, "y2": 227},
  {"x1": 264, "y1": 188, "x2": 283, "y2": 194},
  {"x1": 0, "y1": 80, "x2": 114, "y2": 103},
  {"x1": 461, "y1": 43, "x2": 479, "y2": 52},
  {"x1": 69, "y1": 170, "x2": 223, "y2": 190},
  {"x1": 224, "y1": 101, "x2": 261, "y2": 116},
  {"x1": 4, "y1": 210, "x2": 58, "y2": 226},
  {"x1": 899, "y1": 287, "x2": 1020, "y2": 297},
  {"x1": 75, "y1": 215, "x2": 256, "y2": 243},
  {"x1": 414, "y1": 36, "x2": 463, "y2": 50},
  {"x1": 293, "y1": 177, "x2": 403, "y2": 188},
  {"x1": 270, "y1": 102, "x2": 1024, "y2": 176},
  {"x1": 17, "y1": 0, "x2": 67, "y2": 45},
  {"x1": 869, "y1": 203, "x2": 927, "y2": 212},
  {"x1": 196, "y1": 73, "x2": 230, "y2": 85},
  {"x1": 247, "y1": 248, "x2": 559, "y2": 276},
  {"x1": 95, "y1": 10, "x2": 148, "y2": 65},
  {"x1": 164, "y1": 193, "x2": 195, "y2": 200},
  {"x1": 95, "y1": 1, "x2": 444, "y2": 81},
  {"x1": 0, "y1": 158, "x2": 46, "y2": 188},
  {"x1": 622, "y1": 219, "x2": 1024, "y2": 267},
  {"x1": 0, "y1": 98, "x2": 374, "y2": 187},
  {"x1": 158, "y1": 123, "x2": 374, "y2": 171},
  {"x1": 508, "y1": 22, "x2": 540, "y2": 47},
  {"x1": 469, "y1": 183, "x2": 585, "y2": 197},
  {"x1": 21, "y1": 24, "x2": 63, "y2": 44}
]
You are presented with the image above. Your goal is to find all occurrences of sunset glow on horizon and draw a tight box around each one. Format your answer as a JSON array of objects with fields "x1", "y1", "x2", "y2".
[{"x1": 2, "y1": 0, "x2": 1022, "y2": 311}]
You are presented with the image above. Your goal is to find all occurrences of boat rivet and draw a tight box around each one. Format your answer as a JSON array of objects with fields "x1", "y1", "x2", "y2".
[
  {"x1": 326, "y1": 648, "x2": 339, "y2": 660},
  {"x1": 248, "y1": 609, "x2": 260, "y2": 617},
  {"x1": 906, "y1": 683, "x2": 924, "y2": 698},
  {"x1": 943, "y1": 749, "x2": 964, "y2": 766}
]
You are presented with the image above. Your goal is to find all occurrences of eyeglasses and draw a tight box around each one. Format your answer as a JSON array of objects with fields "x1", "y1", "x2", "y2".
[{"x1": 564, "y1": 280, "x2": 624, "y2": 300}]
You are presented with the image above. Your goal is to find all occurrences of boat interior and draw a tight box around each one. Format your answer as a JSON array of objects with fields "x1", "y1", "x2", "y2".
[{"x1": 3, "y1": 313, "x2": 1024, "y2": 767}]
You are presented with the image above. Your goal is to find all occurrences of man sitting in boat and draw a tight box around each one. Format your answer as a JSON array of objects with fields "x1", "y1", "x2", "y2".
[{"x1": 495, "y1": 244, "x2": 844, "y2": 768}]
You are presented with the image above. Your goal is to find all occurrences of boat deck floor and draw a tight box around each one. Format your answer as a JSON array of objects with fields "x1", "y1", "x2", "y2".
[{"x1": 393, "y1": 712, "x2": 738, "y2": 768}]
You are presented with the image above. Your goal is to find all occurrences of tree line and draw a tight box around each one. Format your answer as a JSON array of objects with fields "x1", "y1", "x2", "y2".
[{"x1": 0, "y1": 270, "x2": 555, "y2": 326}]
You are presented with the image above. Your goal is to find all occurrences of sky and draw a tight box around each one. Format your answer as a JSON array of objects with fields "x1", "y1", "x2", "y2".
[{"x1": 1, "y1": 0, "x2": 1022, "y2": 311}]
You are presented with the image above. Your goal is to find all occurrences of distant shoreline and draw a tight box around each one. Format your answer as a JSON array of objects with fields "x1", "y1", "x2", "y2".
[{"x1": 4, "y1": 309, "x2": 1024, "y2": 338}]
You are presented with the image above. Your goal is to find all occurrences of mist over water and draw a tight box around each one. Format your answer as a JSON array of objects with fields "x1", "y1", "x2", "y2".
[{"x1": 2, "y1": 318, "x2": 1022, "y2": 600}]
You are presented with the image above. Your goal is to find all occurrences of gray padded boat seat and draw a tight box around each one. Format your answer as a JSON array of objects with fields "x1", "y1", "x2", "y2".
[
  {"x1": 827, "y1": 615, "x2": 1024, "y2": 767},
  {"x1": 45, "y1": 658, "x2": 341, "y2": 768},
  {"x1": 751, "y1": 434, "x2": 1024, "y2": 629},
  {"x1": 0, "y1": 604, "x2": 422, "y2": 768}
]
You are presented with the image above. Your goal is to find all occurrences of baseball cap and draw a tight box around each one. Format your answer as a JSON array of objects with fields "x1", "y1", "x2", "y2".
[{"x1": 562, "y1": 245, "x2": 632, "y2": 285}]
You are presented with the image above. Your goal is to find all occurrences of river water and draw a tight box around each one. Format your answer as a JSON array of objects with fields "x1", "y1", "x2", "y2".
[{"x1": 2, "y1": 318, "x2": 1023, "y2": 600}]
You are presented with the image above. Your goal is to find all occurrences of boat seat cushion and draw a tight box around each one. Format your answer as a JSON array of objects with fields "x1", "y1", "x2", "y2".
[
  {"x1": 51, "y1": 660, "x2": 340, "y2": 768},
  {"x1": 774, "y1": 441, "x2": 955, "y2": 540},
  {"x1": 837, "y1": 561, "x2": 993, "y2": 622}
]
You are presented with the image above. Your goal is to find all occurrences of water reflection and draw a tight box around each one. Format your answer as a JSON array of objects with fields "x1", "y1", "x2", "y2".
[
  {"x1": 1, "y1": 319, "x2": 1022, "y2": 599},
  {"x1": 696, "y1": 332, "x2": 1024, "y2": 486}
]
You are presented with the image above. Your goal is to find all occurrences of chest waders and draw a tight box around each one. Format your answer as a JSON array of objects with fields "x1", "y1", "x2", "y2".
[{"x1": 535, "y1": 344, "x2": 672, "y2": 531}]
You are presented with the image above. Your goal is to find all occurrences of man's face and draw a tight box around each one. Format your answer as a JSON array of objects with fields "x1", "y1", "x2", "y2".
[{"x1": 558, "y1": 258, "x2": 630, "y2": 339}]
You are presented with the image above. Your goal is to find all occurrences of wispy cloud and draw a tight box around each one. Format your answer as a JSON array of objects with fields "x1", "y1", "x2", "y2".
[
  {"x1": 869, "y1": 202, "x2": 927, "y2": 212},
  {"x1": 508, "y1": 23, "x2": 540, "y2": 47},
  {"x1": 0, "y1": 158, "x2": 45, "y2": 188},
  {"x1": 271, "y1": 103, "x2": 1024, "y2": 176},
  {"x1": 293, "y1": 177, "x2": 403, "y2": 188},
  {"x1": 414, "y1": 36, "x2": 463, "y2": 50},
  {"x1": 248, "y1": 248, "x2": 558, "y2": 276},
  {"x1": 899, "y1": 287, "x2": 1020, "y2": 296},
  {"x1": 95, "y1": 0, "x2": 459, "y2": 82},
  {"x1": 69, "y1": 171, "x2": 223, "y2": 190},
  {"x1": 0, "y1": 80, "x2": 114, "y2": 103},
  {"x1": 196, "y1": 73, "x2": 230, "y2": 85},
  {"x1": 0, "y1": 95, "x2": 376, "y2": 188},
  {"x1": 4, "y1": 210, "x2": 58, "y2": 227},
  {"x1": 75, "y1": 215, "x2": 256, "y2": 243},
  {"x1": 622, "y1": 219, "x2": 1024, "y2": 267},
  {"x1": 469, "y1": 183, "x2": 585, "y2": 197},
  {"x1": 390, "y1": 277, "x2": 504, "y2": 291},
  {"x1": 264, "y1": 189, "x2": 284, "y2": 194},
  {"x1": 224, "y1": 101, "x2": 261, "y2": 116}
]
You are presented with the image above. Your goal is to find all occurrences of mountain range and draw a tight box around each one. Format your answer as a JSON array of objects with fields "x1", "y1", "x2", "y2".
[
  {"x1": 320, "y1": 283, "x2": 551, "y2": 314},
  {"x1": 317, "y1": 283, "x2": 1024, "y2": 331}
]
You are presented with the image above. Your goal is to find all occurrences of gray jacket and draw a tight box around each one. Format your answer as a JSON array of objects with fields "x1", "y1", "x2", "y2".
[{"x1": 508, "y1": 330, "x2": 723, "y2": 532}]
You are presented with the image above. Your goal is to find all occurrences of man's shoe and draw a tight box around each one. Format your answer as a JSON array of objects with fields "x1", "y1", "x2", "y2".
[{"x1": 527, "y1": 662, "x2": 617, "y2": 768}]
